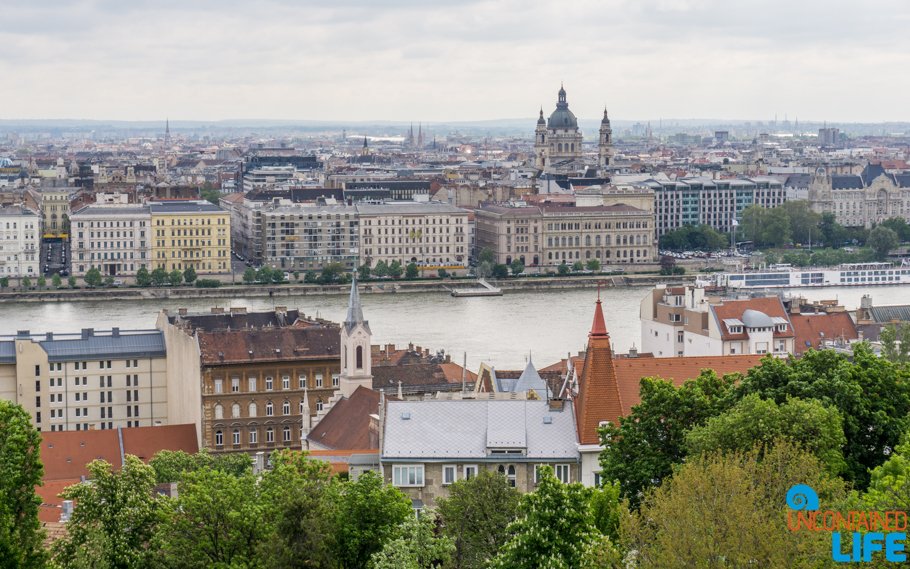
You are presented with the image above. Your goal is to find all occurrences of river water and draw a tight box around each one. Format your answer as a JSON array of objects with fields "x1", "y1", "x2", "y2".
[{"x1": 1, "y1": 286, "x2": 908, "y2": 371}]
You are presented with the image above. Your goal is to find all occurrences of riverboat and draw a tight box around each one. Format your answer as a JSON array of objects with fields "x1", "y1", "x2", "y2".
[{"x1": 709, "y1": 262, "x2": 910, "y2": 290}]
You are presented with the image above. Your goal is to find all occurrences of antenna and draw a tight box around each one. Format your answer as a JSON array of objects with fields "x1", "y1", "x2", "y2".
[{"x1": 597, "y1": 281, "x2": 610, "y2": 300}]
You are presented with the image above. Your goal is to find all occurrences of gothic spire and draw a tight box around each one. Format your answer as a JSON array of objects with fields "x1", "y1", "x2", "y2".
[{"x1": 344, "y1": 276, "x2": 370, "y2": 334}]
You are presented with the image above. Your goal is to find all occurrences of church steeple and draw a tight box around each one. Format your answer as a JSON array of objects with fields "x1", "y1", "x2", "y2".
[
  {"x1": 361, "y1": 136, "x2": 369, "y2": 156},
  {"x1": 164, "y1": 118, "x2": 171, "y2": 146},
  {"x1": 417, "y1": 123, "x2": 423, "y2": 149},
  {"x1": 340, "y1": 276, "x2": 373, "y2": 398}
]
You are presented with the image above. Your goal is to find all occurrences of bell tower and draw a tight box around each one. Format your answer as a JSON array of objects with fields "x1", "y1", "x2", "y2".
[
  {"x1": 534, "y1": 108, "x2": 548, "y2": 168},
  {"x1": 598, "y1": 107, "x2": 614, "y2": 168},
  {"x1": 339, "y1": 277, "x2": 373, "y2": 398}
]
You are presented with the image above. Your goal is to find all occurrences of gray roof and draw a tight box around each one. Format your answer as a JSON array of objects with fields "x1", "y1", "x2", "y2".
[
  {"x1": 0, "y1": 206, "x2": 39, "y2": 217},
  {"x1": 510, "y1": 356, "x2": 549, "y2": 395},
  {"x1": 0, "y1": 330, "x2": 166, "y2": 362},
  {"x1": 742, "y1": 309, "x2": 774, "y2": 328},
  {"x1": 784, "y1": 174, "x2": 810, "y2": 189},
  {"x1": 356, "y1": 202, "x2": 467, "y2": 216},
  {"x1": 382, "y1": 400, "x2": 578, "y2": 461},
  {"x1": 867, "y1": 305, "x2": 910, "y2": 324},
  {"x1": 71, "y1": 205, "x2": 150, "y2": 217},
  {"x1": 831, "y1": 175, "x2": 862, "y2": 190},
  {"x1": 148, "y1": 201, "x2": 225, "y2": 214}
]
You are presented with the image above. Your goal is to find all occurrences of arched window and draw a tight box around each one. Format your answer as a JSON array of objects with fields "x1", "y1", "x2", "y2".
[
  {"x1": 595, "y1": 235, "x2": 601, "y2": 245},
  {"x1": 605, "y1": 236, "x2": 611, "y2": 245},
  {"x1": 606, "y1": 250, "x2": 611, "y2": 258},
  {"x1": 586, "y1": 251, "x2": 591, "y2": 258},
  {"x1": 574, "y1": 237, "x2": 579, "y2": 246},
  {"x1": 499, "y1": 465, "x2": 516, "y2": 487},
  {"x1": 622, "y1": 235, "x2": 628, "y2": 245},
  {"x1": 214, "y1": 404, "x2": 223, "y2": 419},
  {"x1": 316, "y1": 398, "x2": 324, "y2": 412},
  {"x1": 283, "y1": 426, "x2": 292, "y2": 442},
  {"x1": 571, "y1": 143, "x2": 575, "y2": 151},
  {"x1": 548, "y1": 252, "x2": 553, "y2": 260},
  {"x1": 232, "y1": 403, "x2": 240, "y2": 418},
  {"x1": 595, "y1": 250, "x2": 601, "y2": 258},
  {"x1": 547, "y1": 237, "x2": 552, "y2": 246},
  {"x1": 300, "y1": 400, "x2": 306, "y2": 414},
  {"x1": 575, "y1": 251, "x2": 580, "y2": 259},
  {"x1": 636, "y1": 235, "x2": 641, "y2": 245},
  {"x1": 249, "y1": 429, "x2": 258, "y2": 443},
  {"x1": 283, "y1": 401, "x2": 290, "y2": 415},
  {"x1": 266, "y1": 428, "x2": 274, "y2": 443},
  {"x1": 232, "y1": 429, "x2": 240, "y2": 444},
  {"x1": 623, "y1": 250, "x2": 628, "y2": 258},
  {"x1": 266, "y1": 402, "x2": 274, "y2": 416},
  {"x1": 249, "y1": 402, "x2": 257, "y2": 417},
  {"x1": 558, "y1": 143, "x2": 563, "y2": 152},
  {"x1": 215, "y1": 430, "x2": 223, "y2": 445},
  {"x1": 585, "y1": 236, "x2": 591, "y2": 246},
  {"x1": 356, "y1": 345, "x2": 363, "y2": 369}
]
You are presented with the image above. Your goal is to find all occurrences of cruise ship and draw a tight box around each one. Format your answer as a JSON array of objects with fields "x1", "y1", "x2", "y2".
[{"x1": 709, "y1": 262, "x2": 910, "y2": 290}]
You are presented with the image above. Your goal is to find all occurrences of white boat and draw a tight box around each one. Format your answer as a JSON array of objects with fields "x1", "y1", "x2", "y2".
[{"x1": 710, "y1": 262, "x2": 910, "y2": 289}]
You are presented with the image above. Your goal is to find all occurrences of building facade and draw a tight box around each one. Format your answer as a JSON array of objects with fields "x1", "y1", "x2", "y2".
[
  {"x1": 533, "y1": 85, "x2": 614, "y2": 170},
  {"x1": 261, "y1": 203, "x2": 360, "y2": 273},
  {"x1": 150, "y1": 200, "x2": 231, "y2": 275},
  {"x1": 808, "y1": 164, "x2": 910, "y2": 229},
  {"x1": 70, "y1": 204, "x2": 152, "y2": 277},
  {"x1": 541, "y1": 203, "x2": 654, "y2": 266},
  {"x1": 0, "y1": 205, "x2": 41, "y2": 278},
  {"x1": 359, "y1": 202, "x2": 469, "y2": 269},
  {"x1": 27, "y1": 186, "x2": 77, "y2": 237},
  {"x1": 473, "y1": 205, "x2": 542, "y2": 266}
]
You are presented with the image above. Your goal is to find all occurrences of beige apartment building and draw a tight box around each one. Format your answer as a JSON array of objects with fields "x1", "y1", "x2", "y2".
[
  {"x1": 70, "y1": 204, "x2": 152, "y2": 277},
  {"x1": 541, "y1": 203, "x2": 654, "y2": 266},
  {"x1": 473, "y1": 204, "x2": 542, "y2": 266},
  {"x1": 26, "y1": 186, "x2": 78, "y2": 237},
  {"x1": 0, "y1": 328, "x2": 196, "y2": 433},
  {"x1": 359, "y1": 202, "x2": 469, "y2": 269}
]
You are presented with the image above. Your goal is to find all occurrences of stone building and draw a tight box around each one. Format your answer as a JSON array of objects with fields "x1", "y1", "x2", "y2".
[
  {"x1": 149, "y1": 200, "x2": 231, "y2": 276},
  {"x1": 70, "y1": 204, "x2": 152, "y2": 277},
  {"x1": 473, "y1": 204, "x2": 541, "y2": 266},
  {"x1": 541, "y1": 203, "x2": 654, "y2": 266},
  {"x1": 359, "y1": 202, "x2": 469, "y2": 270},
  {"x1": 0, "y1": 205, "x2": 41, "y2": 278},
  {"x1": 808, "y1": 163, "x2": 910, "y2": 228},
  {"x1": 533, "y1": 84, "x2": 613, "y2": 170}
]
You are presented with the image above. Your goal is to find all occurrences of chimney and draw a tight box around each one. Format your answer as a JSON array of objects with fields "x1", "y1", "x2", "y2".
[
  {"x1": 60, "y1": 500, "x2": 73, "y2": 523},
  {"x1": 232, "y1": 307, "x2": 247, "y2": 314},
  {"x1": 111, "y1": 328, "x2": 119, "y2": 338},
  {"x1": 46, "y1": 332, "x2": 53, "y2": 341},
  {"x1": 858, "y1": 330, "x2": 864, "y2": 342},
  {"x1": 445, "y1": 354, "x2": 451, "y2": 363},
  {"x1": 275, "y1": 306, "x2": 287, "y2": 313},
  {"x1": 385, "y1": 343, "x2": 395, "y2": 354},
  {"x1": 549, "y1": 398, "x2": 564, "y2": 411},
  {"x1": 178, "y1": 308, "x2": 188, "y2": 315},
  {"x1": 210, "y1": 307, "x2": 225, "y2": 314},
  {"x1": 408, "y1": 343, "x2": 414, "y2": 351},
  {"x1": 629, "y1": 344, "x2": 638, "y2": 358}
]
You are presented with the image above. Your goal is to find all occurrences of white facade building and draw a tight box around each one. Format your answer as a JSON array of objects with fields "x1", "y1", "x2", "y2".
[
  {"x1": 358, "y1": 202, "x2": 470, "y2": 270},
  {"x1": 70, "y1": 204, "x2": 152, "y2": 277},
  {"x1": 0, "y1": 205, "x2": 41, "y2": 278}
]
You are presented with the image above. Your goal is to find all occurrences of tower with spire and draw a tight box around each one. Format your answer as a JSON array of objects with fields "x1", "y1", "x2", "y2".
[
  {"x1": 534, "y1": 107, "x2": 548, "y2": 168},
  {"x1": 598, "y1": 107, "x2": 614, "y2": 168},
  {"x1": 339, "y1": 277, "x2": 373, "y2": 398},
  {"x1": 417, "y1": 123, "x2": 423, "y2": 150},
  {"x1": 408, "y1": 123, "x2": 415, "y2": 150},
  {"x1": 164, "y1": 118, "x2": 171, "y2": 146},
  {"x1": 361, "y1": 136, "x2": 370, "y2": 157}
]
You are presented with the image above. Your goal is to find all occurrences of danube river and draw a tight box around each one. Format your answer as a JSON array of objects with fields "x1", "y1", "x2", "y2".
[{"x1": 1, "y1": 286, "x2": 908, "y2": 371}]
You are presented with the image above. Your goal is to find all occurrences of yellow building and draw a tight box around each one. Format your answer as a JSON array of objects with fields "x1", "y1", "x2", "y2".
[
  {"x1": 150, "y1": 200, "x2": 231, "y2": 275},
  {"x1": 27, "y1": 186, "x2": 77, "y2": 238}
]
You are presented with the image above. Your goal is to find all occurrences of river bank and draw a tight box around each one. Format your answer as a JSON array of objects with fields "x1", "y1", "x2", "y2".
[{"x1": 0, "y1": 273, "x2": 698, "y2": 303}]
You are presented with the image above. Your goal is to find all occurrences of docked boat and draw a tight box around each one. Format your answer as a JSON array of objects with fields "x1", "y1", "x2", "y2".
[
  {"x1": 449, "y1": 278, "x2": 503, "y2": 297},
  {"x1": 709, "y1": 262, "x2": 910, "y2": 289}
]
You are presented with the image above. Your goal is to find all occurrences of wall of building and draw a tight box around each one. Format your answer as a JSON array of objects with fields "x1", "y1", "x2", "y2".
[{"x1": 157, "y1": 313, "x2": 202, "y2": 446}]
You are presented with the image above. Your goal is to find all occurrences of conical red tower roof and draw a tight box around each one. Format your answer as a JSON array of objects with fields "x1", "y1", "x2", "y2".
[{"x1": 589, "y1": 299, "x2": 609, "y2": 338}]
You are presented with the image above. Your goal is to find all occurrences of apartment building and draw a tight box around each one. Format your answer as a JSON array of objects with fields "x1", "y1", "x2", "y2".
[
  {"x1": 640, "y1": 285, "x2": 795, "y2": 357},
  {"x1": 359, "y1": 202, "x2": 469, "y2": 269},
  {"x1": 261, "y1": 203, "x2": 360, "y2": 272},
  {"x1": 150, "y1": 200, "x2": 231, "y2": 275},
  {"x1": 69, "y1": 204, "x2": 152, "y2": 277},
  {"x1": 0, "y1": 205, "x2": 41, "y2": 278},
  {"x1": 0, "y1": 328, "x2": 183, "y2": 432},
  {"x1": 26, "y1": 186, "x2": 78, "y2": 237},
  {"x1": 473, "y1": 204, "x2": 541, "y2": 266}
]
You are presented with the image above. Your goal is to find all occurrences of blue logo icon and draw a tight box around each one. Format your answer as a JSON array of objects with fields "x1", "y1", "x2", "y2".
[{"x1": 787, "y1": 484, "x2": 819, "y2": 511}]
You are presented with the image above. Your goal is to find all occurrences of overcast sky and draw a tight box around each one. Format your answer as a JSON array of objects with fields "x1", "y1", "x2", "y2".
[{"x1": 2, "y1": 0, "x2": 909, "y2": 123}]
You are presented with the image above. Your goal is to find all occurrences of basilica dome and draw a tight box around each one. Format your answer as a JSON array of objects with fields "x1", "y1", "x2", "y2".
[{"x1": 547, "y1": 85, "x2": 578, "y2": 129}]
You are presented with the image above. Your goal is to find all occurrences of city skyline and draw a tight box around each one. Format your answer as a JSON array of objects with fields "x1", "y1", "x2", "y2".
[{"x1": 3, "y1": 1, "x2": 910, "y2": 123}]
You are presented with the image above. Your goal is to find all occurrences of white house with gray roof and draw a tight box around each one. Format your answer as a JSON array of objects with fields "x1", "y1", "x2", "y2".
[{"x1": 381, "y1": 398, "x2": 578, "y2": 508}]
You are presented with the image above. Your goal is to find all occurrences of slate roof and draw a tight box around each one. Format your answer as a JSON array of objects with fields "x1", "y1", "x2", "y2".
[
  {"x1": 830, "y1": 175, "x2": 863, "y2": 190},
  {"x1": 148, "y1": 201, "x2": 225, "y2": 214},
  {"x1": 867, "y1": 305, "x2": 910, "y2": 324},
  {"x1": 168, "y1": 309, "x2": 303, "y2": 332},
  {"x1": 861, "y1": 164, "x2": 893, "y2": 186},
  {"x1": 307, "y1": 386, "x2": 381, "y2": 450},
  {"x1": 790, "y1": 312, "x2": 858, "y2": 355},
  {"x1": 382, "y1": 400, "x2": 577, "y2": 461},
  {"x1": 0, "y1": 330, "x2": 165, "y2": 363},
  {"x1": 784, "y1": 174, "x2": 810, "y2": 189},
  {"x1": 197, "y1": 326, "x2": 340, "y2": 364}
]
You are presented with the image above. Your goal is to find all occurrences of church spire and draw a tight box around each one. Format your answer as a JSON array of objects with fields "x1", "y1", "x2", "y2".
[
  {"x1": 345, "y1": 276, "x2": 367, "y2": 331},
  {"x1": 590, "y1": 298, "x2": 608, "y2": 338}
]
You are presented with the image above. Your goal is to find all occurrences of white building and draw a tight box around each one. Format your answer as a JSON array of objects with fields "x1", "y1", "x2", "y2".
[
  {"x1": 70, "y1": 204, "x2": 152, "y2": 277},
  {"x1": 0, "y1": 205, "x2": 41, "y2": 278},
  {"x1": 358, "y1": 202, "x2": 470, "y2": 270}
]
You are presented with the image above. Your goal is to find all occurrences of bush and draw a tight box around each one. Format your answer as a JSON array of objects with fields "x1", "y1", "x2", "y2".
[
  {"x1": 194, "y1": 279, "x2": 222, "y2": 288},
  {"x1": 557, "y1": 263, "x2": 569, "y2": 276},
  {"x1": 672, "y1": 266, "x2": 686, "y2": 275},
  {"x1": 438, "y1": 268, "x2": 448, "y2": 278}
]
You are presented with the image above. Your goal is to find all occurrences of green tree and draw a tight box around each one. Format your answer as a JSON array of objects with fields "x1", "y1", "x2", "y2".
[
  {"x1": 257, "y1": 265, "x2": 273, "y2": 283},
  {"x1": 242, "y1": 267, "x2": 256, "y2": 285},
  {"x1": 598, "y1": 369, "x2": 738, "y2": 506},
  {"x1": 150, "y1": 267, "x2": 169, "y2": 286},
  {"x1": 51, "y1": 273, "x2": 62, "y2": 288},
  {"x1": 586, "y1": 258, "x2": 600, "y2": 272},
  {"x1": 334, "y1": 470, "x2": 412, "y2": 569},
  {"x1": 590, "y1": 480, "x2": 621, "y2": 543},
  {"x1": 358, "y1": 264, "x2": 371, "y2": 280},
  {"x1": 52, "y1": 456, "x2": 160, "y2": 569},
  {"x1": 685, "y1": 393, "x2": 847, "y2": 475},
  {"x1": 304, "y1": 270, "x2": 317, "y2": 283},
  {"x1": 388, "y1": 260, "x2": 403, "y2": 278},
  {"x1": 491, "y1": 263, "x2": 509, "y2": 279},
  {"x1": 135, "y1": 266, "x2": 151, "y2": 287},
  {"x1": 477, "y1": 261, "x2": 492, "y2": 279},
  {"x1": 322, "y1": 262, "x2": 345, "y2": 281},
  {"x1": 0, "y1": 276, "x2": 8, "y2": 288},
  {"x1": 761, "y1": 206, "x2": 791, "y2": 248},
  {"x1": 437, "y1": 471, "x2": 521, "y2": 569},
  {"x1": 168, "y1": 269, "x2": 183, "y2": 287},
  {"x1": 369, "y1": 514, "x2": 455, "y2": 569},
  {"x1": 0, "y1": 401, "x2": 46, "y2": 569},
  {"x1": 817, "y1": 211, "x2": 848, "y2": 247},
  {"x1": 739, "y1": 205, "x2": 766, "y2": 246},
  {"x1": 572, "y1": 260, "x2": 584, "y2": 272},
  {"x1": 372, "y1": 260, "x2": 389, "y2": 278},
  {"x1": 863, "y1": 431, "x2": 910, "y2": 514},
  {"x1": 729, "y1": 345, "x2": 910, "y2": 489},
  {"x1": 405, "y1": 263, "x2": 419, "y2": 279},
  {"x1": 293, "y1": 270, "x2": 300, "y2": 283},
  {"x1": 36, "y1": 275, "x2": 46, "y2": 288},
  {"x1": 881, "y1": 216, "x2": 910, "y2": 242},
  {"x1": 869, "y1": 225, "x2": 899, "y2": 261},
  {"x1": 510, "y1": 258, "x2": 524, "y2": 275},
  {"x1": 84, "y1": 267, "x2": 102, "y2": 288},
  {"x1": 21, "y1": 276, "x2": 31, "y2": 288},
  {"x1": 149, "y1": 449, "x2": 200, "y2": 484},
  {"x1": 557, "y1": 262, "x2": 569, "y2": 276},
  {"x1": 478, "y1": 247, "x2": 495, "y2": 266},
  {"x1": 488, "y1": 466, "x2": 599, "y2": 569},
  {"x1": 617, "y1": 441, "x2": 845, "y2": 568},
  {"x1": 780, "y1": 200, "x2": 822, "y2": 245},
  {"x1": 67, "y1": 276, "x2": 76, "y2": 288},
  {"x1": 158, "y1": 467, "x2": 268, "y2": 568},
  {"x1": 763, "y1": 252, "x2": 779, "y2": 265},
  {"x1": 104, "y1": 275, "x2": 115, "y2": 286},
  {"x1": 182, "y1": 265, "x2": 197, "y2": 285},
  {"x1": 879, "y1": 321, "x2": 910, "y2": 366},
  {"x1": 437, "y1": 268, "x2": 448, "y2": 278},
  {"x1": 658, "y1": 255, "x2": 675, "y2": 275},
  {"x1": 271, "y1": 269, "x2": 286, "y2": 284}
]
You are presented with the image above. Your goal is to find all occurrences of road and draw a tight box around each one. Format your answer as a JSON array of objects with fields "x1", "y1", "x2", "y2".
[{"x1": 42, "y1": 240, "x2": 69, "y2": 277}]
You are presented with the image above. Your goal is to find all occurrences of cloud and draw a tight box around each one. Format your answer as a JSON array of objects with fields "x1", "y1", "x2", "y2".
[{"x1": 0, "y1": 0, "x2": 909, "y2": 122}]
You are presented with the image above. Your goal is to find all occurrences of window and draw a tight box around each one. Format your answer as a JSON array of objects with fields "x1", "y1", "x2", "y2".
[
  {"x1": 555, "y1": 464, "x2": 571, "y2": 484},
  {"x1": 215, "y1": 379, "x2": 223, "y2": 394},
  {"x1": 283, "y1": 426, "x2": 292, "y2": 442},
  {"x1": 282, "y1": 376, "x2": 290, "y2": 390},
  {"x1": 443, "y1": 465, "x2": 456, "y2": 485},
  {"x1": 498, "y1": 465, "x2": 517, "y2": 487},
  {"x1": 232, "y1": 403, "x2": 240, "y2": 418},
  {"x1": 214, "y1": 404, "x2": 223, "y2": 419},
  {"x1": 535, "y1": 464, "x2": 549, "y2": 484},
  {"x1": 677, "y1": 332, "x2": 684, "y2": 343},
  {"x1": 332, "y1": 374, "x2": 339, "y2": 388},
  {"x1": 266, "y1": 377, "x2": 273, "y2": 390},
  {"x1": 463, "y1": 465, "x2": 477, "y2": 480},
  {"x1": 232, "y1": 378, "x2": 239, "y2": 392},
  {"x1": 299, "y1": 375, "x2": 306, "y2": 388},
  {"x1": 594, "y1": 472, "x2": 602, "y2": 487},
  {"x1": 315, "y1": 374, "x2": 323, "y2": 388},
  {"x1": 283, "y1": 401, "x2": 290, "y2": 415},
  {"x1": 215, "y1": 430, "x2": 223, "y2": 445},
  {"x1": 356, "y1": 346, "x2": 363, "y2": 369},
  {"x1": 249, "y1": 402, "x2": 257, "y2": 417},
  {"x1": 266, "y1": 428, "x2": 275, "y2": 443},
  {"x1": 730, "y1": 341, "x2": 742, "y2": 355},
  {"x1": 316, "y1": 398, "x2": 323, "y2": 412},
  {"x1": 393, "y1": 465, "x2": 425, "y2": 487},
  {"x1": 250, "y1": 429, "x2": 258, "y2": 444},
  {"x1": 756, "y1": 342, "x2": 769, "y2": 354},
  {"x1": 266, "y1": 402, "x2": 274, "y2": 416},
  {"x1": 232, "y1": 429, "x2": 241, "y2": 444},
  {"x1": 248, "y1": 377, "x2": 256, "y2": 391}
]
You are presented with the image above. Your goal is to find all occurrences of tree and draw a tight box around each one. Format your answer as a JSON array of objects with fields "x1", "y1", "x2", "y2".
[
  {"x1": 334, "y1": 470, "x2": 413, "y2": 569},
  {"x1": 149, "y1": 448, "x2": 251, "y2": 484},
  {"x1": 478, "y1": 247, "x2": 495, "y2": 266},
  {"x1": 881, "y1": 216, "x2": 910, "y2": 242},
  {"x1": 437, "y1": 268, "x2": 448, "y2": 278},
  {"x1": 739, "y1": 205, "x2": 766, "y2": 246},
  {"x1": 557, "y1": 263, "x2": 569, "y2": 276},
  {"x1": 598, "y1": 369, "x2": 738, "y2": 506},
  {"x1": 762, "y1": 206, "x2": 791, "y2": 248},
  {"x1": 869, "y1": 225, "x2": 899, "y2": 261},
  {"x1": 0, "y1": 401, "x2": 46, "y2": 569},
  {"x1": 257, "y1": 265, "x2": 273, "y2": 284},
  {"x1": 729, "y1": 345, "x2": 910, "y2": 489},
  {"x1": 84, "y1": 267, "x2": 102, "y2": 288},
  {"x1": 817, "y1": 211, "x2": 848, "y2": 247},
  {"x1": 406, "y1": 263, "x2": 419, "y2": 279},
  {"x1": 510, "y1": 259, "x2": 524, "y2": 275},
  {"x1": 21, "y1": 276, "x2": 31, "y2": 288},
  {"x1": 658, "y1": 255, "x2": 675, "y2": 275},
  {"x1": 293, "y1": 270, "x2": 300, "y2": 283},
  {"x1": 491, "y1": 263, "x2": 509, "y2": 279},
  {"x1": 242, "y1": 267, "x2": 256, "y2": 285},
  {"x1": 358, "y1": 264, "x2": 371, "y2": 280},
  {"x1": 135, "y1": 266, "x2": 151, "y2": 287},
  {"x1": 168, "y1": 269, "x2": 183, "y2": 287},
  {"x1": 388, "y1": 261, "x2": 403, "y2": 278},
  {"x1": 104, "y1": 275, "x2": 115, "y2": 286},
  {"x1": 863, "y1": 431, "x2": 910, "y2": 514},
  {"x1": 322, "y1": 262, "x2": 345, "y2": 281},
  {"x1": 590, "y1": 480, "x2": 621, "y2": 543},
  {"x1": 477, "y1": 261, "x2": 492, "y2": 279},
  {"x1": 51, "y1": 273, "x2": 61, "y2": 288},
  {"x1": 437, "y1": 471, "x2": 521, "y2": 569},
  {"x1": 372, "y1": 261, "x2": 389, "y2": 278},
  {"x1": 685, "y1": 393, "x2": 847, "y2": 475},
  {"x1": 52, "y1": 456, "x2": 160, "y2": 569},
  {"x1": 158, "y1": 467, "x2": 268, "y2": 569},
  {"x1": 572, "y1": 260, "x2": 584, "y2": 272},
  {"x1": 616, "y1": 441, "x2": 845, "y2": 568},
  {"x1": 780, "y1": 200, "x2": 822, "y2": 245},
  {"x1": 764, "y1": 252, "x2": 779, "y2": 266},
  {"x1": 150, "y1": 266, "x2": 168, "y2": 286},
  {"x1": 488, "y1": 466, "x2": 599, "y2": 569},
  {"x1": 183, "y1": 265, "x2": 197, "y2": 285},
  {"x1": 200, "y1": 184, "x2": 221, "y2": 206},
  {"x1": 67, "y1": 276, "x2": 76, "y2": 288},
  {"x1": 0, "y1": 276, "x2": 8, "y2": 288},
  {"x1": 586, "y1": 258, "x2": 600, "y2": 272},
  {"x1": 272, "y1": 269, "x2": 286, "y2": 284},
  {"x1": 304, "y1": 270, "x2": 317, "y2": 283},
  {"x1": 36, "y1": 275, "x2": 46, "y2": 288},
  {"x1": 369, "y1": 514, "x2": 454, "y2": 569}
]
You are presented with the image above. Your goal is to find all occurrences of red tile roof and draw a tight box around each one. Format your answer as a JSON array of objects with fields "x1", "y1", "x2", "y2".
[
  {"x1": 574, "y1": 300, "x2": 624, "y2": 445},
  {"x1": 307, "y1": 386, "x2": 385, "y2": 450},
  {"x1": 790, "y1": 312, "x2": 858, "y2": 355},
  {"x1": 197, "y1": 327, "x2": 340, "y2": 364},
  {"x1": 711, "y1": 297, "x2": 795, "y2": 338}
]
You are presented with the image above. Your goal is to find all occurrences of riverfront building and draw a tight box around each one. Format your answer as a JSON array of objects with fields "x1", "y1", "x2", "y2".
[
  {"x1": 0, "y1": 205, "x2": 41, "y2": 278},
  {"x1": 70, "y1": 204, "x2": 152, "y2": 277},
  {"x1": 358, "y1": 202, "x2": 469, "y2": 269},
  {"x1": 260, "y1": 203, "x2": 360, "y2": 273},
  {"x1": 149, "y1": 200, "x2": 231, "y2": 275}
]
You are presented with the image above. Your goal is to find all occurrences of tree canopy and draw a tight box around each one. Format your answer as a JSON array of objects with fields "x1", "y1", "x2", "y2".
[{"x1": 0, "y1": 401, "x2": 45, "y2": 569}]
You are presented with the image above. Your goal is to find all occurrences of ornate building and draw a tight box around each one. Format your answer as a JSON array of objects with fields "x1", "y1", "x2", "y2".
[
  {"x1": 533, "y1": 85, "x2": 613, "y2": 170},
  {"x1": 808, "y1": 163, "x2": 910, "y2": 229},
  {"x1": 598, "y1": 108, "x2": 613, "y2": 168}
]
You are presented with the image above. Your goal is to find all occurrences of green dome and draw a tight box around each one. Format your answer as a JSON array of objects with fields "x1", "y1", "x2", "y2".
[{"x1": 547, "y1": 85, "x2": 577, "y2": 129}]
